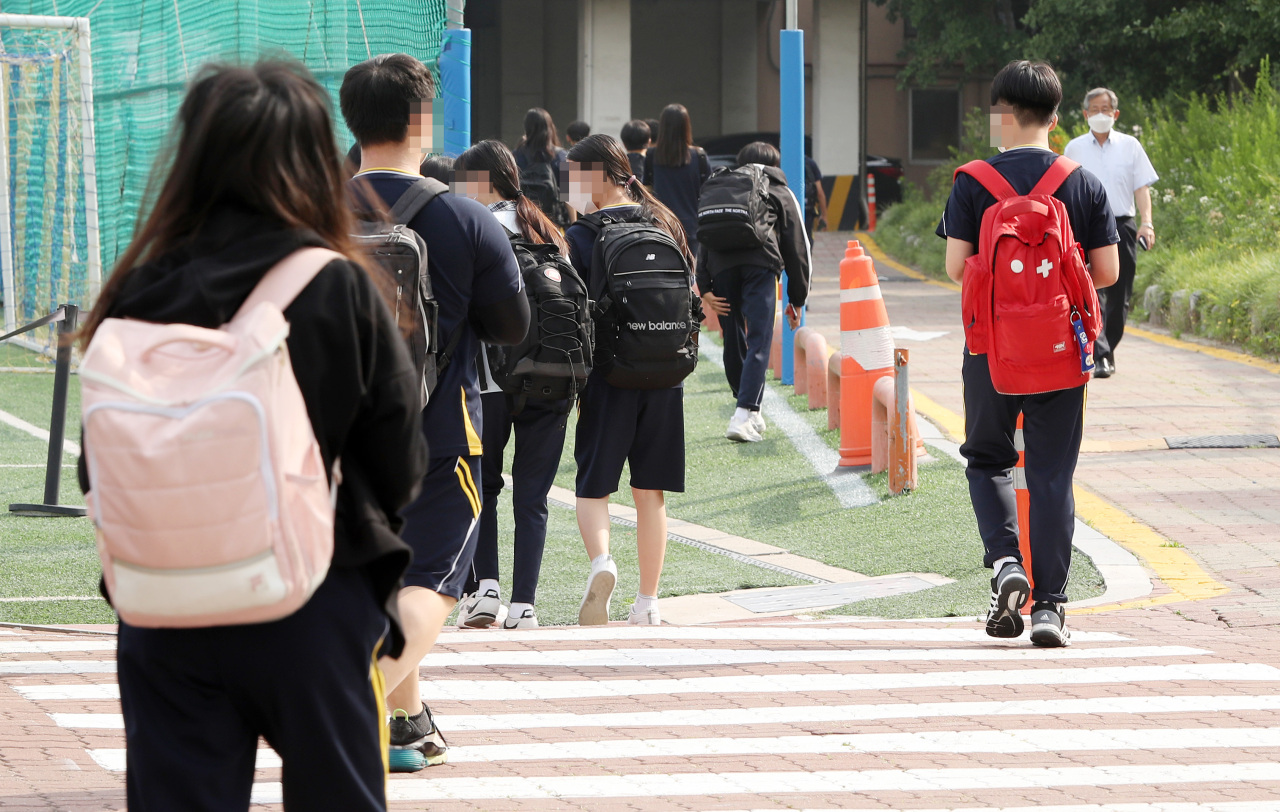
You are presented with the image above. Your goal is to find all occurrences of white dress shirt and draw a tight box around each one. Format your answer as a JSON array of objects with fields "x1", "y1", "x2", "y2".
[{"x1": 1064, "y1": 130, "x2": 1159, "y2": 219}]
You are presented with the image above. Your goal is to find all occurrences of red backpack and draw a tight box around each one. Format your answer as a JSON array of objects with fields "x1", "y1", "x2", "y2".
[{"x1": 956, "y1": 156, "x2": 1102, "y2": 395}]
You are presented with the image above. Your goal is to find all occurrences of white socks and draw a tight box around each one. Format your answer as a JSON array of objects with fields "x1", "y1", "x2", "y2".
[
  {"x1": 992, "y1": 557, "x2": 1018, "y2": 578},
  {"x1": 633, "y1": 592, "x2": 658, "y2": 612},
  {"x1": 478, "y1": 578, "x2": 500, "y2": 597},
  {"x1": 733, "y1": 406, "x2": 752, "y2": 423},
  {"x1": 591, "y1": 553, "x2": 613, "y2": 569},
  {"x1": 508, "y1": 601, "x2": 534, "y2": 618}
]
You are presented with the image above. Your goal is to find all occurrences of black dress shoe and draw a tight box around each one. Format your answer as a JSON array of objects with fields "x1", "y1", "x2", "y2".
[{"x1": 1093, "y1": 356, "x2": 1115, "y2": 379}]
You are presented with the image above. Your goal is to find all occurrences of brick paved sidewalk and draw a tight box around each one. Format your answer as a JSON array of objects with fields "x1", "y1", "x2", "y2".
[{"x1": 804, "y1": 231, "x2": 1280, "y2": 629}]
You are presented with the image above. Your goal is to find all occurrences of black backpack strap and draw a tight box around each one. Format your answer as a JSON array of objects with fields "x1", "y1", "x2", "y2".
[
  {"x1": 436, "y1": 322, "x2": 466, "y2": 374},
  {"x1": 389, "y1": 177, "x2": 448, "y2": 225}
]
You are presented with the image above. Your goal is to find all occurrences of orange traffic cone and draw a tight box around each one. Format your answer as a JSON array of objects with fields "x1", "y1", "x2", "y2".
[
  {"x1": 1015, "y1": 412, "x2": 1034, "y2": 613},
  {"x1": 838, "y1": 241, "x2": 895, "y2": 466}
]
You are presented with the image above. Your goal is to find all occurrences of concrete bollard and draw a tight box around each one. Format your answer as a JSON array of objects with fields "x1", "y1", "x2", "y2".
[
  {"x1": 792, "y1": 326, "x2": 813, "y2": 396},
  {"x1": 869, "y1": 350, "x2": 919, "y2": 494},
  {"x1": 805, "y1": 332, "x2": 828, "y2": 410}
]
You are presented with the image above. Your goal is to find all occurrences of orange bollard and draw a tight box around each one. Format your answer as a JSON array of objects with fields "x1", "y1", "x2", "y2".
[
  {"x1": 868, "y1": 353, "x2": 919, "y2": 493},
  {"x1": 792, "y1": 326, "x2": 813, "y2": 396},
  {"x1": 827, "y1": 352, "x2": 841, "y2": 430},
  {"x1": 1015, "y1": 412, "x2": 1034, "y2": 612},
  {"x1": 838, "y1": 241, "x2": 895, "y2": 466},
  {"x1": 805, "y1": 333, "x2": 828, "y2": 410}
]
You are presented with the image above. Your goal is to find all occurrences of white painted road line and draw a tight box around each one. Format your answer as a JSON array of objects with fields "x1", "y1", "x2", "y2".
[
  {"x1": 0, "y1": 640, "x2": 116, "y2": 653},
  {"x1": 250, "y1": 762, "x2": 1280, "y2": 802},
  {"x1": 421, "y1": 645, "x2": 1202, "y2": 669},
  {"x1": 0, "y1": 661, "x2": 115, "y2": 675},
  {"x1": 435, "y1": 626, "x2": 1128, "y2": 644},
  {"x1": 83, "y1": 727, "x2": 1280, "y2": 771}
]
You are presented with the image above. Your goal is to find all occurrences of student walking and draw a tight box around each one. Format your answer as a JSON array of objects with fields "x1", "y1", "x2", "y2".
[
  {"x1": 342, "y1": 54, "x2": 528, "y2": 769},
  {"x1": 563, "y1": 134, "x2": 698, "y2": 627},
  {"x1": 696, "y1": 142, "x2": 812, "y2": 442},
  {"x1": 621, "y1": 119, "x2": 650, "y2": 182},
  {"x1": 937, "y1": 60, "x2": 1118, "y2": 647},
  {"x1": 77, "y1": 59, "x2": 428, "y2": 810},
  {"x1": 566, "y1": 119, "x2": 591, "y2": 147},
  {"x1": 514, "y1": 107, "x2": 572, "y2": 227},
  {"x1": 451, "y1": 140, "x2": 574, "y2": 631},
  {"x1": 644, "y1": 104, "x2": 711, "y2": 256}
]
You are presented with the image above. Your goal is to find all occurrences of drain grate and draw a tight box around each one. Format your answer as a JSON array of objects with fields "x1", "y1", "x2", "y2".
[{"x1": 1164, "y1": 434, "x2": 1280, "y2": 450}]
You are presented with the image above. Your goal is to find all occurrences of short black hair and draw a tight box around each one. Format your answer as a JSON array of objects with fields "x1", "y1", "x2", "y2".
[
  {"x1": 645, "y1": 118, "x2": 660, "y2": 144},
  {"x1": 736, "y1": 141, "x2": 780, "y2": 167},
  {"x1": 620, "y1": 119, "x2": 650, "y2": 151},
  {"x1": 566, "y1": 120, "x2": 591, "y2": 143},
  {"x1": 340, "y1": 53, "x2": 436, "y2": 146},
  {"x1": 420, "y1": 154, "x2": 455, "y2": 184},
  {"x1": 990, "y1": 60, "x2": 1061, "y2": 127}
]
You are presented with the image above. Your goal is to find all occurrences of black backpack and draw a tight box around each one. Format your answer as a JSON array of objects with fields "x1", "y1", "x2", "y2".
[
  {"x1": 350, "y1": 177, "x2": 462, "y2": 407},
  {"x1": 519, "y1": 160, "x2": 571, "y2": 229},
  {"x1": 696, "y1": 164, "x2": 776, "y2": 251},
  {"x1": 489, "y1": 236, "x2": 594, "y2": 411},
  {"x1": 578, "y1": 212, "x2": 702, "y2": 389}
]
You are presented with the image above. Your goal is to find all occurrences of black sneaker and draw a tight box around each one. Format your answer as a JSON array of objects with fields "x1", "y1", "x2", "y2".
[
  {"x1": 388, "y1": 705, "x2": 448, "y2": 767},
  {"x1": 985, "y1": 561, "x2": 1030, "y2": 638},
  {"x1": 1029, "y1": 600, "x2": 1071, "y2": 647}
]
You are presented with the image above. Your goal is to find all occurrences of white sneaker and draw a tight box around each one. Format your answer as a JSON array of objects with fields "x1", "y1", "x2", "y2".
[
  {"x1": 749, "y1": 410, "x2": 766, "y2": 434},
  {"x1": 627, "y1": 605, "x2": 661, "y2": 625},
  {"x1": 502, "y1": 607, "x2": 539, "y2": 629},
  {"x1": 726, "y1": 411, "x2": 762, "y2": 443},
  {"x1": 578, "y1": 555, "x2": 617, "y2": 626},
  {"x1": 456, "y1": 589, "x2": 501, "y2": 629}
]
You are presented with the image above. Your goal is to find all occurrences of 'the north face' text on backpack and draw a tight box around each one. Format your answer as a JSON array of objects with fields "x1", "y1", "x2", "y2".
[
  {"x1": 351, "y1": 176, "x2": 462, "y2": 407},
  {"x1": 578, "y1": 212, "x2": 701, "y2": 389},
  {"x1": 79, "y1": 248, "x2": 342, "y2": 628},
  {"x1": 489, "y1": 236, "x2": 593, "y2": 411},
  {"x1": 955, "y1": 156, "x2": 1102, "y2": 395},
  {"x1": 696, "y1": 164, "x2": 776, "y2": 252}
]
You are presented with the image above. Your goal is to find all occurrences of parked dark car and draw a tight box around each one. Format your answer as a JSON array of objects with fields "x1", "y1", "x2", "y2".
[{"x1": 697, "y1": 131, "x2": 903, "y2": 210}]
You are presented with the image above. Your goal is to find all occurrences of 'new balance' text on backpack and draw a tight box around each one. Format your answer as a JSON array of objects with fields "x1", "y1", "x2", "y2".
[
  {"x1": 696, "y1": 164, "x2": 776, "y2": 251},
  {"x1": 579, "y1": 212, "x2": 701, "y2": 389},
  {"x1": 490, "y1": 236, "x2": 593, "y2": 410},
  {"x1": 79, "y1": 248, "x2": 343, "y2": 628},
  {"x1": 956, "y1": 156, "x2": 1102, "y2": 395},
  {"x1": 351, "y1": 176, "x2": 462, "y2": 407}
]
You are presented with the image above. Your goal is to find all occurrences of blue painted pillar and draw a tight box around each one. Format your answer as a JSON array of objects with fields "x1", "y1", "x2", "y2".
[
  {"x1": 440, "y1": 28, "x2": 472, "y2": 158},
  {"x1": 779, "y1": 27, "x2": 806, "y2": 385}
]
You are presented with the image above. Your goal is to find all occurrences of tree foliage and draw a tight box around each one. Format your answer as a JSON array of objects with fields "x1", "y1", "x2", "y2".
[{"x1": 874, "y1": 0, "x2": 1280, "y2": 104}]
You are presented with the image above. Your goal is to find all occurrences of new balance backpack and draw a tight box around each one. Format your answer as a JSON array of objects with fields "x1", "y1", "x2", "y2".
[
  {"x1": 519, "y1": 160, "x2": 572, "y2": 229},
  {"x1": 350, "y1": 176, "x2": 462, "y2": 407},
  {"x1": 955, "y1": 156, "x2": 1102, "y2": 395},
  {"x1": 79, "y1": 248, "x2": 342, "y2": 628},
  {"x1": 696, "y1": 164, "x2": 776, "y2": 251},
  {"x1": 578, "y1": 212, "x2": 701, "y2": 389},
  {"x1": 490, "y1": 235, "x2": 593, "y2": 411}
]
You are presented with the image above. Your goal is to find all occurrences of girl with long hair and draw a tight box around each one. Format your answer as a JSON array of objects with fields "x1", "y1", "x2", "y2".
[
  {"x1": 561, "y1": 134, "x2": 694, "y2": 627},
  {"x1": 78, "y1": 60, "x2": 428, "y2": 809},
  {"x1": 514, "y1": 107, "x2": 572, "y2": 226},
  {"x1": 451, "y1": 140, "x2": 569, "y2": 629},
  {"x1": 643, "y1": 103, "x2": 711, "y2": 256}
]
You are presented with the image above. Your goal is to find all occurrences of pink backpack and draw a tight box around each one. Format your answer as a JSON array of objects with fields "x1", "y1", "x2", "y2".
[{"x1": 80, "y1": 248, "x2": 342, "y2": 628}]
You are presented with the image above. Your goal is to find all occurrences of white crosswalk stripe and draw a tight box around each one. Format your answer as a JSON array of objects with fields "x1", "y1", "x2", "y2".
[{"x1": 5, "y1": 621, "x2": 1280, "y2": 808}]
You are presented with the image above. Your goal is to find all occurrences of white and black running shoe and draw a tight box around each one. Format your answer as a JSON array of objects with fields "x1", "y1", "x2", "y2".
[
  {"x1": 456, "y1": 589, "x2": 501, "y2": 629},
  {"x1": 1029, "y1": 600, "x2": 1071, "y2": 647},
  {"x1": 985, "y1": 561, "x2": 1030, "y2": 638}
]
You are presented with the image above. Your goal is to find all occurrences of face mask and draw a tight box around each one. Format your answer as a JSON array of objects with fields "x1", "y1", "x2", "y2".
[{"x1": 1088, "y1": 112, "x2": 1115, "y2": 134}]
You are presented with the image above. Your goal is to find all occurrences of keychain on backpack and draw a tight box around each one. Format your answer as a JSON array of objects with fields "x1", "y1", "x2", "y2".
[{"x1": 1071, "y1": 307, "x2": 1095, "y2": 374}]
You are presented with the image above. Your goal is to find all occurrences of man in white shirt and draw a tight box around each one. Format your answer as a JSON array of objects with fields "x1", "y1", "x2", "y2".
[{"x1": 1064, "y1": 88, "x2": 1159, "y2": 378}]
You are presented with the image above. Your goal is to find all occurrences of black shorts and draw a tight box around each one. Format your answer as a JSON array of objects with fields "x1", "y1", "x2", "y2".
[
  {"x1": 574, "y1": 375, "x2": 685, "y2": 498},
  {"x1": 400, "y1": 454, "x2": 483, "y2": 599}
]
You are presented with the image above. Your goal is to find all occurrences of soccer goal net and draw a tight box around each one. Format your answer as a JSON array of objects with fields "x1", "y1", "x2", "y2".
[{"x1": 0, "y1": 14, "x2": 100, "y2": 356}]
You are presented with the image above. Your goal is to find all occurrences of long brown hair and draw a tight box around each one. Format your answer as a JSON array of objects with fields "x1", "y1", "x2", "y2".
[
  {"x1": 567, "y1": 134, "x2": 693, "y2": 270},
  {"x1": 654, "y1": 104, "x2": 693, "y2": 167},
  {"x1": 455, "y1": 140, "x2": 568, "y2": 255},
  {"x1": 82, "y1": 60, "x2": 371, "y2": 344},
  {"x1": 518, "y1": 107, "x2": 560, "y2": 161}
]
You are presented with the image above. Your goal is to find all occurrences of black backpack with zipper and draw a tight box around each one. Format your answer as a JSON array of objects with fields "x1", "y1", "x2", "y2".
[
  {"x1": 349, "y1": 176, "x2": 463, "y2": 407},
  {"x1": 696, "y1": 164, "x2": 776, "y2": 251},
  {"x1": 488, "y1": 235, "x2": 594, "y2": 411},
  {"x1": 577, "y1": 211, "x2": 702, "y2": 389},
  {"x1": 519, "y1": 160, "x2": 572, "y2": 229}
]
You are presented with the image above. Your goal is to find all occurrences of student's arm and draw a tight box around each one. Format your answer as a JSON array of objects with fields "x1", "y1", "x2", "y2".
[
  {"x1": 945, "y1": 238, "x2": 975, "y2": 283},
  {"x1": 1087, "y1": 245, "x2": 1120, "y2": 289},
  {"x1": 462, "y1": 198, "x2": 531, "y2": 346},
  {"x1": 814, "y1": 180, "x2": 829, "y2": 230},
  {"x1": 473, "y1": 291, "x2": 530, "y2": 345},
  {"x1": 775, "y1": 183, "x2": 813, "y2": 308}
]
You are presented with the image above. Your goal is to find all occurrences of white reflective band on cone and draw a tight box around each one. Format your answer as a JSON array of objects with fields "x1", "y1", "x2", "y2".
[
  {"x1": 840, "y1": 285, "x2": 884, "y2": 304},
  {"x1": 1014, "y1": 428, "x2": 1025, "y2": 452},
  {"x1": 840, "y1": 326, "x2": 895, "y2": 371},
  {"x1": 1013, "y1": 466, "x2": 1028, "y2": 490}
]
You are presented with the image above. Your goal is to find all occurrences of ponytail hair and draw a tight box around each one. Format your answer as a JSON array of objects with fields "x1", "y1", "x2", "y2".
[
  {"x1": 566, "y1": 134, "x2": 694, "y2": 270},
  {"x1": 455, "y1": 139, "x2": 568, "y2": 256}
]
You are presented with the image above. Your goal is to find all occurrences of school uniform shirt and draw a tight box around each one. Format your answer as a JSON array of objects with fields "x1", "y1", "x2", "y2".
[
  {"x1": 644, "y1": 146, "x2": 711, "y2": 245},
  {"x1": 627, "y1": 151, "x2": 646, "y2": 182},
  {"x1": 1063, "y1": 131, "x2": 1159, "y2": 219},
  {"x1": 354, "y1": 170, "x2": 523, "y2": 458},
  {"x1": 695, "y1": 164, "x2": 813, "y2": 307},
  {"x1": 936, "y1": 146, "x2": 1118, "y2": 258}
]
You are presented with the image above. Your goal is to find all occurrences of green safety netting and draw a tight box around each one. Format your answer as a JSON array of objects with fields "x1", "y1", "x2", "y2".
[{"x1": 1, "y1": 1, "x2": 448, "y2": 351}]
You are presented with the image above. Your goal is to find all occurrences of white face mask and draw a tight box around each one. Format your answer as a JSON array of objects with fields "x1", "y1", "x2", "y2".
[{"x1": 1088, "y1": 112, "x2": 1115, "y2": 134}]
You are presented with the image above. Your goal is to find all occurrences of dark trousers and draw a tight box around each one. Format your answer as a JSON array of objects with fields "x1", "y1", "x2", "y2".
[
  {"x1": 471, "y1": 391, "x2": 567, "y2": 605},
  {"x1": 959, "y1": 352, "x2": 1085, "y2": 604},
  {"x1": 117, "y1": 567, "x2": 388, "y2": 812},
  {"x1": 713, "y1": 264, "x2": 778, "y2": 411},
  {"x1": 1094, "y1": 216, "x2": 1138, "y2": 362}
]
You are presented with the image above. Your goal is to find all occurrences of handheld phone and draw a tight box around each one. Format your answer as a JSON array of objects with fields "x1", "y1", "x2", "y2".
[{"x1": 1138, "y1": 234, "x2": 1150, "y2": 251}]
